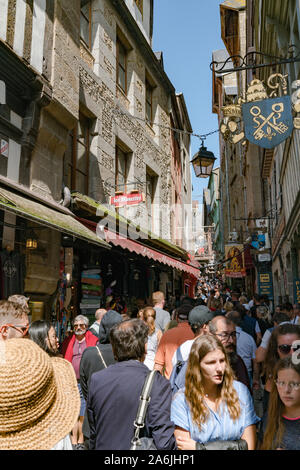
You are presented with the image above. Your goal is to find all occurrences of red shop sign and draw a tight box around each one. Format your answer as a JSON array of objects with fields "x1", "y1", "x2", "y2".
[{"x1": 110, "y1": 192, "x2": 145, "y2": 207}]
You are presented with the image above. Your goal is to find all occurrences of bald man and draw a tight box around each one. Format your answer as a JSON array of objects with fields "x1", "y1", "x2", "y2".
[{"x1": 89, "y1": 308, "x2": 107, "y2": 337}]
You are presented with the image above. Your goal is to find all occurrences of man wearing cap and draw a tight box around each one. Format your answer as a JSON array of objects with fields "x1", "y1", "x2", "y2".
[
  {"x1": 154, "y1": 304, "x2": 194, "y2": 379},
  {"x1": 171, "y1": 305, "x2": 215, "y2": 368}
]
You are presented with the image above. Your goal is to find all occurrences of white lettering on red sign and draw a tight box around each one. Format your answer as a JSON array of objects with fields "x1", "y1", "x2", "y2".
[{"x1": 110, "y1": 193, "x2": 145, "y2": 207}]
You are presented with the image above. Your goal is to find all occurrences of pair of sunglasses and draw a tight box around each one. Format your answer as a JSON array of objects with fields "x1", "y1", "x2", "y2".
[{"x1": 278, "y1": 343, "x2": 300, "y2": 354}]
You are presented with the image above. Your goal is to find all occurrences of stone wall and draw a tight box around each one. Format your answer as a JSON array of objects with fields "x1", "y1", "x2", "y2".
[{"x1": 77, "y1": 0, "x2": 173, "y2": 240}]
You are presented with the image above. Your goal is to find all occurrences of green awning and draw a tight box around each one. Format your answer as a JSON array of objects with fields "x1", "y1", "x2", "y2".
[
  {"x1": 72, "y1": 192, "x2": 188, "y2": 259},
  {"x1": 0, "y1": 187, "x2": 111, "y2": 250}
]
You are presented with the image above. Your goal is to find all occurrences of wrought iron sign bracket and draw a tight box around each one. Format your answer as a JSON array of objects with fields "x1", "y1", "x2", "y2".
[{"x1": 210, "y1": 45, "x2": 300, "y2": 75}]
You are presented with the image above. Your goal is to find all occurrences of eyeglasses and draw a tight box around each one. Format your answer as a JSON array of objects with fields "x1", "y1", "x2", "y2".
[
  {"x1": 277, "y1": 344, "x2": 300, "y2": 354},
  {"x1": 275, "y1": 380, "x2": 300, "y2": 391},
  {"x1": 74, "y1": 323, "x2": 87, "y2": 330},
  {"x1": 0, "y1": 323, "x2": 29, "y2": 336},
  {"x1": 216, "y1": 331, "x2": 240, "y2": 341}
]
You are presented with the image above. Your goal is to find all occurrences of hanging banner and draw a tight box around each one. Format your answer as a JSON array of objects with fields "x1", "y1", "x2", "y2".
[{"x1": 225, "y1": 244, "x2": 246, "y2": 278}]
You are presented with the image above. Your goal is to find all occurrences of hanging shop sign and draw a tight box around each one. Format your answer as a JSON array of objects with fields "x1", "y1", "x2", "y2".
[
  {"x1": 258, "y1": 270, "x2": 274, "y2": 300},
  {"x1": 294, "y1": 278, "x2": 300, "y2": 304},
  {"x1": 224, "y1": 244, "x2": 246, "y2": 278},
  {"x1": 258, "y1": 253, "x2": 271, "y2": 263},
  {"x1": 220, "y1": 74, "x2": 300, "y2": 149},
  {"x1": 110, "y1": 192, "x2": 145, "y2": 207},
  {"x1": 251, "y1": 232, "x2": 266, "y2": 250}
]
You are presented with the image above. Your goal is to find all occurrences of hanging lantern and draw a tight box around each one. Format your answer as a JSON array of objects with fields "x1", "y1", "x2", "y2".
[
  {"x1": 26, "y1": 230, "x2": 38, "y2": 250},
  {"x1": 191, "y1": 140, "x2": 216, "y2": 178}
]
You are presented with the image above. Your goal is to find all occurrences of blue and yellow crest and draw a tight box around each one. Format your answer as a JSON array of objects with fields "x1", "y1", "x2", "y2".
[
  {"x1": 242, "y1": 96, "x2": 293, "y2": 149},
  {"x1": 220, "y1": 75, "x2": 300, "y2": 148}
]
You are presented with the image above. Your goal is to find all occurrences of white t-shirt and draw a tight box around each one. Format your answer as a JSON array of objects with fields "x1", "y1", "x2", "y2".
[
  {"x1": 236, "y1": 326, "x2": 257, "y2": 374},
  {"x1": 171, "y1": 339, "x2": 195, "y2": 368}
]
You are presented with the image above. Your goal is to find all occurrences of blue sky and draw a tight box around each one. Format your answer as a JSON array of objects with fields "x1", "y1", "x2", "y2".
[{"x1": 152, "y1": 0, "x2": 225, "y2": 203}]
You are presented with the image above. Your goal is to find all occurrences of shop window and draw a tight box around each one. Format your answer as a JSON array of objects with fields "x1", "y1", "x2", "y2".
[
  {"x1": 80, "y1": 0, "x2": 92, "y2": 49},
  {"x1": 115, "y1": 145, "x2": 129, "y2": 192},
  {"x1": 145, "y1": 79, "x2": 153, "y2": 125},
  {"x1": 134, "y1": 0, "x2": 143, "y2": 15},
  {"x1": 116, "y1": 38, "x2": 127, "y2": 94},
  {"x1": 64, "y1": 114, "x2": 90, "y2": 195}
]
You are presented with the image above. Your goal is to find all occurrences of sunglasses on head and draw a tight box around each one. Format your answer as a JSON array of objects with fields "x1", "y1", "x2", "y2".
[{"x1": 278, "y1": 344, "x2": 300, "y2": 354}]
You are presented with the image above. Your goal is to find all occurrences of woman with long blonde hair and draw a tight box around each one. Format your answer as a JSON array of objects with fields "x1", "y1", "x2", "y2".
[
  {"x1": 171, "y1": 335, "x2": 259, "y2": 450},
  {"x1": 140, "y1": 306, "x2": 162, "y2": 370},
  {"x1": 260, "y1": 357, "x2": 300, "y2": 450}
]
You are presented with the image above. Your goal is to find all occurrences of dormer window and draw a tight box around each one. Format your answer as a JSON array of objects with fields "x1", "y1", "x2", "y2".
[{"x1": 134, "y1": 0, "x2": 143, "y2": 15}]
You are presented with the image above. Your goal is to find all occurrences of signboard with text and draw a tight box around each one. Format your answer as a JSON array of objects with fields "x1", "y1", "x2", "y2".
[
  {"x1": 258, "y1": 270, "x2": 274, "y2": 299},
  {"x1": 294, "y1": 279, "x2": 300, "y2": 304},
  {"x1": 110, "y1": 192, "x2": 145, "y2": 208}
]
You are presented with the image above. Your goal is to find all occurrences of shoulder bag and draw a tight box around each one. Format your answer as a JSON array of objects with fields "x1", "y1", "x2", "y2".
[
  {"x1": 196, "y1": 439, "x2": 248, "y2": 450},
  {"x1": 130, "y1": 369, "x2": 157, "y2": 450},
  {"x1": 95, "y1": 345, "x2": 107, "y2": 368}
]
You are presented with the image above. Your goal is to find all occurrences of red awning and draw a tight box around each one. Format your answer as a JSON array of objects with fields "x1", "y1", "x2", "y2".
[{"x1": 104, "y1": 230, "x2": 199, "y2": 278}]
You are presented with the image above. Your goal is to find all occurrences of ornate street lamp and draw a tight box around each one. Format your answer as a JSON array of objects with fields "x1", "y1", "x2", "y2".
[{"x1": 191, "y1": 140, "x2": 216, "y2": 178}]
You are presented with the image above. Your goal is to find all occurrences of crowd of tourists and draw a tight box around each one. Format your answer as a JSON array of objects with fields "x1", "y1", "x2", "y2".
[{"x1": 0, "y1": 284, "x2": 299, "y2": 451}]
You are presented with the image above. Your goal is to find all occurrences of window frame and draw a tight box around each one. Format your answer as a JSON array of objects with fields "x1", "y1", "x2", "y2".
[
  {"x1": 145, "y1": 79, "x2": 153, "y2": 125},
  {"x1": 80, "y1": 0, "x2": 92, "y2": 50},
  {"x1": 116, "y1": 38, "x2": 127, "y2": 95},
  {"x1": 134, "y1": 0, "x2": 143, "y2": 16},
  {"x1": 146, "y1": 168, "x2": 157, "y2": 232},
  {"x1": 64, "y1": 114, "x2": 90, "y2": 195},
  {"x1": 115, "y1": 145, "x2": 129, "y2": 193}
]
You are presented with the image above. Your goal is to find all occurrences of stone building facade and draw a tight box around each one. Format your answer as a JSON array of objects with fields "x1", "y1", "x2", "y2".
[
  {"x1": 0, "y1": 0, "x2": 195, "y2": 317},
  {"x1": 250, "y1": 0, "x2": 300, "y2": 304}
]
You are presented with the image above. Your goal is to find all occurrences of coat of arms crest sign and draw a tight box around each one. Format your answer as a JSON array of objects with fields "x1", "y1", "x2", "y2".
[{"x1": 220, "y1": 73, "x2": 300, "y2": 149}]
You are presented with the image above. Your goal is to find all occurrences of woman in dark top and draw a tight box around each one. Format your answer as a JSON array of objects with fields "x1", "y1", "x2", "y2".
[
  {"x1": 260, "y1": 356, "x2": 300, "y2": 450},
  {"x1": 29, "y1": 320, "x2": 60, "y2": 357}
]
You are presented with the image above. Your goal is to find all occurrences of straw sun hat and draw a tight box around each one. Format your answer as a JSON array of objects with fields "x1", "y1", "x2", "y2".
[{"x1": 0, "y1": 339, "x2": 80, "y2": 450}]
